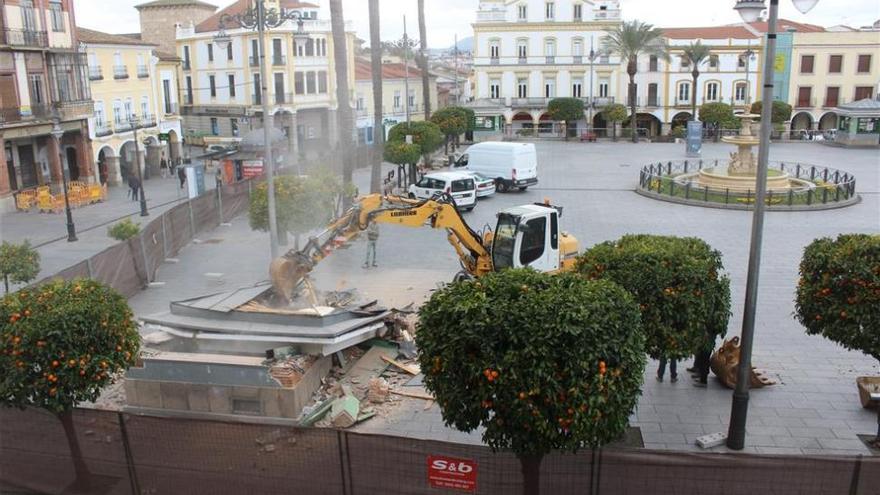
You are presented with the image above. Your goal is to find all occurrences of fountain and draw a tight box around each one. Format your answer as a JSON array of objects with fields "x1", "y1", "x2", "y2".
[{"x1": 696, "y1": 114, "x2": 796, "y2": 192}]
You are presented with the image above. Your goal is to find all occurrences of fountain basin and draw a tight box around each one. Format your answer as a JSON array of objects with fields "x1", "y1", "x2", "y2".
[{"x1": 696, "y1": 166, "x2": 800, "y2": 193}]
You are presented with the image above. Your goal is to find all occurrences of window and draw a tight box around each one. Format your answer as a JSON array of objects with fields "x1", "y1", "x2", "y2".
[
  {"x1": 680, "y1": 56, "x2": 690, "y2": 69},
  {"x1": 228, "y1": 74, "x2": 236, "y2": 98},
  {"x1": 854, "y1": 86, "x2": 874, "y2": 101},
  {"x1": 253, "y1": 73, "x2": 261, "y2": 103},
  {"x1": 207, "y1": 43, "x2": 214, "y2": 62},
  {"x1": 738, "y1": 54, "x2": 748, "y2": 69},
  {"x1": 21, "y1": 0, "x2": 36, "y2": 31},
  {"x1": 517, "y1": 4, "x2": 527, "y2": 20},
  {"x1": 517, "y1": 78, "x2": 528, "y2": 98},
  {"x1": 394, "y1": 90, "x2": 401, "y2": 108},
  {"x1": 828, "y1": 55, "x2": 843, "y2": 73},
  {"x1": 649, "y1": 55, "x2": 659, "y2": 72},
  {"x1": 800, "y1": 55, "x2": 814, "y2": 74},
  {"x1": 545, "y1": 1, "x2": 555, "y2": 20},
  {"x1": 227, "y1": 42, "x2": 234, "y2": 61},
  {"x1": 230, "y1": 118, "x2": 239, "y2": 137},
  {"x1": 573, "y1": 3, "x2": 583, "y2": 20},
  {"x1": 572, "y1": 81, "x2": 582, "y2": 98},
  {"x1": 824, "y1": 87, "x2": 839, "y2": 107},
  {"x1": 318, "y1": 71, "x2": 328, "y2": 93},
  {"x1": 490, "y1": 80, "x2": 500, "y2": 99},
  {"x1": 210, "y1": 117, "x2": 219, "y2": 136},
  {"x1": 274, "y1": 73, "x2": 284, "y2": 101},
  {"x1": 797, "y1": 87, "x2": 812, "y2": 107},
  {"x1": 140, "y1": 97, "x2": 149, "y2": 120},
  {"x1": 124, "y1": 98, "x2": 133, "y2": 121},
  {"x1": 185, "y1": 76, "x2": 193, "y2": 103},
  {"x1": 319, "y1": 39, "x2": 327, "y2": 57},
  {"x1": 573, "y1": 39, "x2": 584, "y2": 57},
  {"x1": 305, "y1": 38, "x2": 315, "y2": 57},
  {"x1": 183, "y1": 46, "x2": 191, "y2": 68},
  {"x1": 28, "y1": 74, "x2": 43, "y2": 104},
  {"x1": 113, "y1": 100, "x2": 123, "y2": 126},
  {"x1": 705, "y1": 82, "x2": 719, "y2": 102},
  {"x1": 49, "y1": 0, "x2": 64, "y2": 32},
  {"x1": 163, "y1": 79, "x2": 172, "y2": 114},
  {"x1": 709, "y1": 55, "x2": 719, "y2": 69},
  {"x1": 857, "y1": 54, "x2": 871, "y2": 73},
  {"x1": 544, "y1": 39, "x2": 556, "y2": 57},
  {"x1": 678, "y1": 82, "x2": 690, "y2": 102},
  {"x1": 306, "y1": 72, "x2": 316, "y2": 94},
  {"x1": 735, "y1": 82, "x2": 748, "y2": 103},
  {"x1": 519, "y1": 217, "x2": 547, "y2": 266},
  {"x1": 408, "y1": 89, "x2": 415, "y2": 108},
  {"x1": 94, "y1": 101, "x2": 105, "y2": 126},
  {"x1": 294, "y1": 72, "x2": 305, "y2": 94},
  {"x1": 647, "y1": 83, "x2": 658, "y2": 106},
  {"x1": 517, "y1": 39, "x2": 528, "y2": 60},
  {"x1": 356, "y1": 94, "x2": 364, "y2": 110},
  {"x1": 598, "y1": 80, "x2": 609, "y2": 98},
  {"x1": 209, "y1": 75, "x2": 216, "y2": 97},
  {"x1": 489, "y1": 40, "x2": 500, "y2": 59},
  {"x1": 544, "y1": 78, "x2": 555, "y2": 98}
]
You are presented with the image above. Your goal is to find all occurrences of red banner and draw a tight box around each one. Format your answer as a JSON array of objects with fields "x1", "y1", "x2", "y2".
[{"x1": 427, "y1": 455, "x2": 477, "y2": 492}]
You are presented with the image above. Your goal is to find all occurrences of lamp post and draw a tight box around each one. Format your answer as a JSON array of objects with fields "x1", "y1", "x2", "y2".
[
  {"x1": 588, "y1": 37, "x2": 597, "y2": 130},
  {"x1": 50, "y1": 122, "x2": 77, "y2": 242},
  {"x1": 741, "y1": 43, "x2": 756, "y2": 107},
  {"x1": 214, "y1": 0, "x2": 308, "y2": 259},
  {"x1": 129, "y1": 114, "x2": 149, "y2": 217},
  {"x1": 727, "y1": 0, "x2": 819, "y2": 451}
]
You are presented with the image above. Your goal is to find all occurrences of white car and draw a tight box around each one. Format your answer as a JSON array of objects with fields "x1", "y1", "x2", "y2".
[
  {"x1": 408, "y1": 171, "x2": 477, "y2": 211},
  {"x1": 466, "y1": 172, "x2": 496, "y2": 198}
]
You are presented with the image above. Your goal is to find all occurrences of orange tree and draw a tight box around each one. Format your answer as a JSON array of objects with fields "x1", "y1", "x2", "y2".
[
  {"x1": 417, "y1": 269, "x2": 645, "y2": 495},
  {"x1": 578, "y1": 235, "x2": 731, "y2": 362},
  {"x1": 0, "y1": 279, "x2": 140, "y2": 491},
  {"x1": 796, "y1": 234, "x2": 880, "y2": 364}
]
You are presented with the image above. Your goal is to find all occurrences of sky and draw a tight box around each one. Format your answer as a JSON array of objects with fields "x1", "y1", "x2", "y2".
[{"x1": 74, "y1": 0, "x2": 880, "y2": 49}]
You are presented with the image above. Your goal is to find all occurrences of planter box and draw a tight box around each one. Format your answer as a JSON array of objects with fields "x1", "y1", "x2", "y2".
[{"x1": 857, "y1": 376, "x2": 880, "y2": 409}]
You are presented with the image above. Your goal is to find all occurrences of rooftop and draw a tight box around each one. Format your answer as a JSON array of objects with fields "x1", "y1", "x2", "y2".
[
  {"x1": 355, "y1": 59, "x2": 425, "y2": 81},
  {"x1": 77, "y1": 27, "x2": 157, "y2": 47},
  {"x1": 662, "y1": 19, "x2": 824, "y2": 39},
  {"x1": 195, "y1": 0, "x2": 319, "y2": 33},
  {"x1": 135, "y1": 0, "x2": 217, "y2": 9}
]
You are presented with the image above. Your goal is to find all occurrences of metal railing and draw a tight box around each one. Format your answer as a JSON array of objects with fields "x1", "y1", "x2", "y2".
[
  {"x1": 113, "y1": 65, "x2": 129, "y2": 79},
  {"x1": 140, "y1": 114, "x2": 157, "y2": 128},
  {"x1": 137, "y1": 65, "x2": 149, "y2": 78},
  {"x1": 272, "y1": 55, "x2": 286, "y2": 66},
  {"x1": 114, "y1": 119, "x2": 132, "y2": 132},
  {"x1": 1, "y1": 28, "x2": 48, "y2": 48},
  {"x1": 249, "y1": 56, "x2": 260, "y2": 67},
  {"x1": 637, "y1": 160, "x2": 858, "y2": 210},
  {"x1": 274, "y1": 92, "x2": 295, "y2": 104},
  {"x1": 88, "y1": 66, "x2": 103, "y2": 81},
  {"x1": 0, "y1": 104, "x2": 52, "y2": 123},
  {"x1": 490, "y1": 57, "x2": 500, "y2": 65},
  {"x1": 545, "y1": 56, "x2": 556, "y2": 64},
  {"x1": 796, "y1": 97, "x2": 817, "y2": 108},
  {"x1": 573, "y1": 55, "x2": 583, "y2": 64},
  {"x1": 183, "y1": 94, "x2": 194, "y2": 105},
  {"x1": 94, "y1": 122, "x2": 113, "y2": 137}
]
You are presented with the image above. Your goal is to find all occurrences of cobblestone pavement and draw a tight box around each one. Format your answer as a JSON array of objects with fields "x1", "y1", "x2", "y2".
[{"x1": 125, "y1": 141, "x2": 879, "y2": 455}]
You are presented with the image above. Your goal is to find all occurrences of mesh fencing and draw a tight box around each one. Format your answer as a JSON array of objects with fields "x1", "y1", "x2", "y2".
[{"x1": 1, "y1": 407, "x2": 876, "y2": 495}]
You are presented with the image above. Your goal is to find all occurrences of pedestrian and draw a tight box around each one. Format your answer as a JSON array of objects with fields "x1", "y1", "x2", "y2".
[
  {"x1": 657, "y1": 355, "x2": 678, "y2": 383},
  {"x1": 363, "y1": 222, "x2": 379, "y2": 268},
  {"x1": 160, "y1": 155, "x2": 168, "y2": 178},
  {"x1": 128, "y1": 174, "x2": 140, "y2": 202},
  {"x1": 177, "y1": 166, "x2": 187, "y2": 190},
  {"x1": 382, "y1": 178, "x2": 394, "y2": 197}
]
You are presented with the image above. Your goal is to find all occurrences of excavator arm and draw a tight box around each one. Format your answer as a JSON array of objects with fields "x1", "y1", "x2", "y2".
[{"x1": 270, "y1": 193, "x2": 493, "y2": 302}]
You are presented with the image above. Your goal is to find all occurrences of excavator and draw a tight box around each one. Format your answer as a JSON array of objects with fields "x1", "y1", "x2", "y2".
[{"x1": 269, "y1": 193, "x2": 580, "y2": 302}]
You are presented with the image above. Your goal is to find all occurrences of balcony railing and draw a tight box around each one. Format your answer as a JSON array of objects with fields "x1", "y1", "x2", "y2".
[
  {"x1": 89, "y1": 66, "x2": 103, "y2": 81},
  {"x1": 113, "y1": 66, "x2": 129, "y2": 79},
  {"x1": 140, "y1": 114, "x2": 157, "y2": 128},
  {"x1": 182, "y1": 60, "x2": 191, "y2": 71},
  {"x1": 796, "y1": 97, "x2": 816, "y2": 108},
  {"x1": 573, "y1": 56, "x2": 583, "y2": 64},
  {"x1": 0, "y1": 104, "x2": 52, "y2": 123},
  {"x1": 590, "y1": 96, "x2": 615, "y2": 108},
  {"x1": 275, "y1": 92, "x2": 295, "y2": 104},
  {"x1": 249, "y1": 56, "x2": 260, "y2": 67},
  {"x1": 114, "y1": 120, "x2": 132, "y2": 132},
  {"x1": 183, "y1": 94, "x2": 194, "y2": 105},
  {"x1": 164, "y1": 102, "x2": 180, "y2": 115},
  {"x1": 518, "y1": 57, "x2": 528, "y2": 65},
  {"x1": 272, "y1": 55, "x2": 286, "y2": 66},
  {"x1": 545, "y1": 56, "x2": 556, "y2": 64},
  {"x1": 1, "y1": 29, "x2": 48, "y2": 48},
  {"x1": 95, "y1": 122, "x2": 113, "y2": 137},
  {"x1": 490, "y1": 58, "x2": 499, "y2": 65},
  {"x1": 137, "y1": 65, "x2": 149, "y2": 78}
]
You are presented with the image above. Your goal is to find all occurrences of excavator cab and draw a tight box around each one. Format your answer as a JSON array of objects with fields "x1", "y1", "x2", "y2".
[{"x1": 492, "y1": 203, "x2": 576, "y2": 274}]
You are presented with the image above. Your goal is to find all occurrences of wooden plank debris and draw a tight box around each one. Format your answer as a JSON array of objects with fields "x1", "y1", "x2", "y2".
[
  {"x1": 381, "y1": 356, "x2": 420, "y2": 375},
  {"x1": 391, "y1": 388, "x2": 434, "y2": 401}
]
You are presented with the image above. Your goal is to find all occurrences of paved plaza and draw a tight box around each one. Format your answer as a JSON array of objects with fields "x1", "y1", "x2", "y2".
[{"x1": 96, "y1": 141, "x2": 880, "y2": 454}]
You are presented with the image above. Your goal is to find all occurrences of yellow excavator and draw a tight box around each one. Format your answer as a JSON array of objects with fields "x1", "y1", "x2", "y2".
[{"x1": 270, "y1": 193, "x2": 579, "y2": 302}]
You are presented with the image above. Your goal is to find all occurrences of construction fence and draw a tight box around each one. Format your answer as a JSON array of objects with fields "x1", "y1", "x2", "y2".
[
  {"x1": 0, "y1": 407, "x2": 876, "y2": 495},
  {"x1": 33, "y1": 180, "x2": 254, "y2": 297}
]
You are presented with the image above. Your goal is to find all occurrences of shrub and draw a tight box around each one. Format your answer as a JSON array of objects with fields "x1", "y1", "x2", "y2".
[
  {"x1": 795, "y1": 234, "x2": 880, "y2": 363},
  {"x1": 417, "y1": 269, "x2": 645, "y2": 492},
  {"x1": 383, "y1": 141, "x2": 422, "y2": 166},
  {"x1": 107, "y1": 219, "x2": 140, "y2": 242},
  {"x1": 547, "y1": 98, "x2": 585, "y2": 140},
  {"x1": 387, "y1": 121, "x2": 444, "y2": 157},
  {"x1": 0, "y1": 241, "x2": 40, "y2": 294},
  {"x1": 699, "y1": 102, "x2": 738, "y2": 130},
  {"x1": 430, "y1": 107, "x2": 469, "y2": 151},
  {"x1": 750, "y1": 100, "x2": 793, "y2": 124},
  {"x1": 671, "y1": 126, "x2": 687, "y2": 139},
  {"x1": 578, "y1": 235, "x2": 731, "y2": 360}
]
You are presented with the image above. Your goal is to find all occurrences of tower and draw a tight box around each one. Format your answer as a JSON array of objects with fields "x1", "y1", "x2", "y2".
[{"x1": 135, "y1": 0, "x2": 218, "y2": 54}]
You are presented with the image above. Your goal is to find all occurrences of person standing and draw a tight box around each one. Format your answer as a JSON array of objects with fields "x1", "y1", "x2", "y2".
[
  {"x1": 127, "y1": 174, "x2": 140, "y2": 202},
  {"x1": 363, "y1": 222, "x2": 379, "y2": 268},
  {"x1": 657, "y1": 355, "x2": 678, "y2": 383},
  {"x1": 177, "y1": 166, "x2": 187, "y2": 190},
  {"x1": 160, "y1": 155, "x2": 168, "y2": 178}
]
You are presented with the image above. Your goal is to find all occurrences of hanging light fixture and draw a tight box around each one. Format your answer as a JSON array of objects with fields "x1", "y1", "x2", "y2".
[
  {"x1": 733, "y1": 0, "x2": 766, "y2": 23},
  {"x1": 791, "y1": 0, "x2": 819, "y2": 14}
]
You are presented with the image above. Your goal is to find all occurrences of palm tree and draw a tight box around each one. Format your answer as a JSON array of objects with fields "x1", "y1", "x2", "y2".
[
  {"x1": 681, "y1": 41, "x2": 711, "y2": 122},
  {"x1": 602, "y1": 20, "x2": 668, "y2": 143},
  {"x1": 368, "y1": 0, "x2": 383, "y2": 194},
  {"x1": 330, "y1": 0, "x2": 354, "y2": 207},
  {"x1": 418, "y1": 0, "x2": 431, "y2": 120}
]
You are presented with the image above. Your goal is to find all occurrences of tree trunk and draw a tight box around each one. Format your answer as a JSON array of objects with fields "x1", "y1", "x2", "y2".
[
  {"x1": 611, "y1": 121, "x2": 617, "y2": 142},
  {"x1": 518, "y1": 453, "x2": 544, "y2": 495},
  {"x1": 629, "y1": 77, "x2": 638, "y2": 143},
  {"x1": 4, "y1": 274, "x2": 8, "y2": 294},
  {"x1": 691, "y1": 71, "x2": 699, "y2": 122},
  {"x1": 58, "y1": 410, "x2": 91, "y2": 492},
  {"x1": 330, "y1": 0, "x2": 354, "y2": 209},
  {"x1": 418, "y1": 0, "x2": 430, "y2": 120},
  {"x1": 368, "y1": 0, "x2": 383, "y2": 194}
]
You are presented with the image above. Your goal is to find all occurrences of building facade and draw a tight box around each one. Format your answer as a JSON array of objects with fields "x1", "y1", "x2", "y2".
[
  {"x1": 79, "y1": 28, "x2": 183, "y2": 186},
  {"x1": 176, "y1": 0, "x2": 356, "y2": 162},
  {"x1": 0, "y1": 0, "x2": 93, "y2": 212},
  {"x1": 135, "y1": 0, "x2": 218, "y2": 55},
  {"x1": 353, "y1": 59, "x2": 438, "y2": 145}
]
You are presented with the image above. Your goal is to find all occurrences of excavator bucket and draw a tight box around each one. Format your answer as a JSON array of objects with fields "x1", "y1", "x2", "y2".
[{"x1": 270, "y1": 252, "x2": 315, "y2": 303}]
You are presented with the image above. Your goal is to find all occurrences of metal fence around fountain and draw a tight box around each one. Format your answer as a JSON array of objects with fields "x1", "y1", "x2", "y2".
[{"x1": 637, "y1": 160, "x2": 859, "y2": 211}]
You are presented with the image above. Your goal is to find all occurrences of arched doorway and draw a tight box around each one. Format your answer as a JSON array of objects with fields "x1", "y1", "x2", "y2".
[
  {"x1": 593, "y1": 113, "x2": 608, "y2": 137},
  {"x1": 65, "y1": 147, "x2": 79, "y2": 181},
  {"x1": 818, "y1": 112, "x2": 838, "y2": 130},
  {"x1": 167, "y1": 129, "x2": 181, "y2": 162},
  {"x1": 627, "y1": 113, "x2": 662, "y2": 138},
  {"x1": 671, "y1": 112, "x2": 691, "y2": 131},
  {"x1": 119, "y1": 141, "x2": 137, "y2": 182},
  {"x1": 538, "y1": 113, "x2": 554, "y2": 136},
  {"x1": 791, "y1": 112, "x2": 814, "y2": 131},
  {"x1": 96, "y1": 146, "x2": 115, "y2": 185},
  {"x1": 511, "y1": 112, "x2": 533, "y2": 135}
]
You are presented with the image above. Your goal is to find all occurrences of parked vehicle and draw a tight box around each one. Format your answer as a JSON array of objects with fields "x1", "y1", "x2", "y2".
[
  {"x1": 408, "y1": 171, "x2": 477, "y2": 211},
  {"x1": 453, "y1": 142, "x2": 539, "y2": 193},
  {"x1": 465, "y1": 172, "x2": 496, "y2": 198}
]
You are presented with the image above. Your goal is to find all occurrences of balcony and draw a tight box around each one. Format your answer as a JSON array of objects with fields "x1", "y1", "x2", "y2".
[
  {"x1": 275, "y1": 92, "x2": 295, "y2": 104},
  {"x1": 140, "y1": 114, "x2": 157, "y2": 128},
  {"x1": 182, "y1": 60, "x2": 191, "y2": 71},
  {"x1": 476, "y1": 9, "x2": 506, "y2": 22},
  {"x1": 272, "y1": 55, "x2": 286, "y2": 66},
  {"x1": 1, "y1": 29, "x2": 48, "y2": 48},
  {"x1": 95, "y1": 122, "x2": 113, "y2": 137},
  {"x1": 114, "y1": 120, "x2": 132, "y2": 132},
  {"x1": 490, "y1": 58, "x2": 499, "y2": 66},
  {"x1": 518, "y1": 57, "x2": 528, "y2": 65},
  {"x1": 137, "y1": 65, "x2": 149, "y2": 78},
  {"x1": 545, "y1": 56, "x2": 556, "y2": 64},
  {"x1": 573, "y1": 56, "x2": 583, "y2": 64},
  {"x1": 590, "y1": 96, "x2": 615, "y2": 108},
  {"x1": 249, "y1": 56, "x2": 260, "y2": 67},
  {"x1": 0, "y1": 104, "x2": 52, "y2": 124},
  {"x1": 88, "y1": 66, "x2": 103, "y2": 81},
  {"x1": 183, "y1": 94, "x2": 194, "y2": 105},
  {"x1": 113, "y1": 65, "x2": 129, "y2": 80},
  {"x1": 164, "y1": 102, "x2": 180, "y2": 115}
]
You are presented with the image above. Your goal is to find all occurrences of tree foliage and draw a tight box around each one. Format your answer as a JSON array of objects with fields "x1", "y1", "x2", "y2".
[
  {"x1": 387, "y1": 121, "x2": 444, "y2": 156},
  {"x1": 578, "y1": 235, "x2": 731, "y2": 360},
  {"x1": 417, "y1": 269, "x2": 646, "y2": 458},
  {"x1": 699, "y1": 102, "x2": 738, "y2": 129},
  {"x1": 107, "y1": 219, "x2": 140, "y2": 242},
  {"x1": 0, "y1": 241, "x2": 40, "y2": 294},
  {"x1": 249, "y1": 170, "x2": 342, "y2": 237},
  {"x1": 750, "y1": 100, "x2": 793, "y2": 124},
  {"x1": 430, "y1": 107, "x2": 469, "y2": 141},
  {"x1": 383, "y1": 141, "x2": 422, "y2": 165},
  {"x1": 795, "y1": 234, "x2": 880, "y2": 362},
  {"x1": 0, "y1": 279, "x2": 140, "y2": 413},
  {"x1": 602, "y1": 103, "x2": 629, "y2": 141},
  {"x1": 547, "y1": 98, "x2": 585, "y2": 126}
]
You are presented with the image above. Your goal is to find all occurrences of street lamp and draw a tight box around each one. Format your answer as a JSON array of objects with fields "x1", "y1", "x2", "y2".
[
  {"x1": 214, "y1": 0, "x2": 308, "y2": 259},
  {"x1": 129, "y1": 114, "x2": 149, "y2": 217},
  {"x1": 727, "y1": 0, "x2": 818, "y2": 451},
  {"x1": 49, "y1": 122, "x2": 77, "y2": 242},
  {"x1": 587, "y1": 37, "x2": 598, "y2": 131},
  {"x1": 392, "y1": 21, "x2": 418, "y2": 125}
]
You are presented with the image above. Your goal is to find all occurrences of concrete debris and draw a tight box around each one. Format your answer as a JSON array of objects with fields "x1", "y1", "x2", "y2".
[
  {"x1": 330, "y1": 395, "x2": 361, "y2": 428},
  {"x1": 269, "y1": 354, "x2": 317, "y2": 388},
  {"x1": 263, "y1": 444, "x2": 276, "y2": 453},
  {"x1": 367, "y1": 378, "x2": 390, "y2": 403}
]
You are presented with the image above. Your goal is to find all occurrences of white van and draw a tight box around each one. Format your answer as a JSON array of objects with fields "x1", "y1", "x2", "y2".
[
  {"x1": 408, "y1": 171, "x2": 478, "y2": 211},
  {"x1": 454, "y1": 142, "x2": 539, "y2": 193}
]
